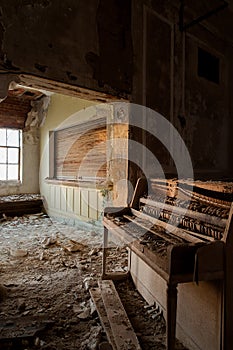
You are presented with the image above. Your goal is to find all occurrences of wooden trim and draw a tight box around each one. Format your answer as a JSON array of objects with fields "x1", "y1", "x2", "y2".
[{"x1": 44, "y1": 177, "x2": 109, "y2": 190}]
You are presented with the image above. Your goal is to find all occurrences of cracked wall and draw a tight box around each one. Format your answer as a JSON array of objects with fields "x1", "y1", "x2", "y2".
[
  {"x1": 131, "y1": 0, "x2": 233, "y2": 181},
  {"x1": 0, "y1": 0, "x2": 132, "y2": 96}
]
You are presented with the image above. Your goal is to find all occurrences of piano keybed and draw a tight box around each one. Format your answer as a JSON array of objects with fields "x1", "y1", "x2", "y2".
[{"x1": 106, "y1": 213, "x2": 184, "y2": 259}]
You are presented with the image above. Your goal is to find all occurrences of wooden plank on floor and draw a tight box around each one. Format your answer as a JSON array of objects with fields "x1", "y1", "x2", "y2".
[
  {"x1": 89, "y1": 287, "x2": 117, "y2": 350},
  {"x1": 0, "y1": 199, "x2": 43, "y2": 217},
  {"x1": 98, "y1": 280, "x2": 141, "y2": 350}
]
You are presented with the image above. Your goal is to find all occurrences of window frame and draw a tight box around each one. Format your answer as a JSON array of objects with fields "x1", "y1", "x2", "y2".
[
  {"x1": 0, "y1": 128, "x2": 22, "y2": 182},
  {"x1": 50, "y1": 118, "x2": 107, "y2": 183}
]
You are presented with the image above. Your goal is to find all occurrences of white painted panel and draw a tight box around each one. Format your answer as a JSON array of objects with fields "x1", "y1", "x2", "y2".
[
  {"x1": 46, "y1": 184, "x2": 103, "y2": 221},
  {"x1": 49, "y1": 185, "x2": 55, "y2": 209},
  {"x1": 89, "y1": 190, "x2": 98, "y2": 220},
  {"x1": 61, "y1": 186, "x2": 67, "y2": 212},
  {"x1": 55, "y1": 186, "x2": 61, "y2": 210},
  {"x1": 67, "y1": 187, "x2": 74, "y2": 213},
  {"x1": 81, "y1": 189, "x2": 89, "y2": 218},
  {"x1": 74, "y1": 188, "x2": 81, "y2": 215}
]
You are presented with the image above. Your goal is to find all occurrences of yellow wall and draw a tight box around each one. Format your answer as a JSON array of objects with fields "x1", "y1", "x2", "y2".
[{"x1": 40, "y1": 93, "x2": 104, "y2": 223}]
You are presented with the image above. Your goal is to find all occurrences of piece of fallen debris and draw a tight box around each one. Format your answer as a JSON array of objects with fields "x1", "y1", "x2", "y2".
[
  {"x1": 0, "y1": 317, "x2": 54, "y2": 347},
  {"x1": 88, "y1": 248, "x2": 99, "y2": 256},
  {"x1": 0, "y1": 285, "x2": 9, "y2": 301},
  {"x1": 80, "y1": 325, "x2": 102, "y2": 349},
  {"x1": 83, "y1": 276, "x2": 95, "y2": 291},
  {"x1": 89, "y1": 297, "x2": 97, "y2": 315},
  {"x1": 62, "y1": 239, "x2": 86, "y2": 253},
  {"x1": 73, "y1": 304, "x2": 83, "y2": 314},
  {"x1": 17, "y1": 300, "x2": 26, "y2": 312},
  {"x1": 99, "y1": 342, "x2": 114, "y2": 350},
  {"x1": 41, "y1": 235, "x2": 58, "y2": 248},
  {"x1": 10, "y1": 248, "x2": 28, "y2": 258},
  {"x1": 77, "y1": 308, "x2": 90, "y2": 320}
]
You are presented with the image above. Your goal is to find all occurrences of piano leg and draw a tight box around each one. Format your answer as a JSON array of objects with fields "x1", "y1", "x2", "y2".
[
  {"x1": 101, "y1": 226, "x2": 130, "y2": 280},
  {"x1": 166, "y1": 283, "x2": 178, "y2": 350},
  {"x1": 102, "y1": 226, "x2": 109, "y2": 279}
]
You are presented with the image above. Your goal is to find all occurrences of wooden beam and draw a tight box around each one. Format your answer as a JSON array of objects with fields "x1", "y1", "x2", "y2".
[{"x1": 98, "y1": 280, "x2": 141, "y2": 350}]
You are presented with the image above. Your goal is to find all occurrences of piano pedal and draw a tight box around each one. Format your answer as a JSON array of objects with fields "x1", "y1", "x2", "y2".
[
  {"x1": 144, "y1": 301, "x2": 163, "y2": 320},
  {"x1": 143, "y1": 302, "x2": 156, "y2": 310},
  {"x1": 151, "y1": 309, "x2": 163, "y2": 320},
  {"x1": 147, "y1": 308, "x2": 157, "y2": 314}
]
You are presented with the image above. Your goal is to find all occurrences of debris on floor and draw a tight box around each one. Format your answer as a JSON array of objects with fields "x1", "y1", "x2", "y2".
[{"x1": 0, "y1": 213, "x2": 187, "y2": 349}]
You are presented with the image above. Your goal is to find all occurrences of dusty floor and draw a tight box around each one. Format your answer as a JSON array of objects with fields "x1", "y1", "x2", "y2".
[{"x1": 0, "y1": 213, "x2": 187, "y2": 350}]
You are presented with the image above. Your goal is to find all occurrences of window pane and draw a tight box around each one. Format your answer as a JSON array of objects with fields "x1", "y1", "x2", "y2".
[
  {"x1": 7, "y1": 129, "x2": 19, "y2": 147},
  {"x1": 0, "y1": 148, "x2": 7, "y2": 163},
  {"x1": 8, "y1": 148, "x2": 19, "y2": 163},
  {"x1": 0, "y1": 164, "x2": 7, "y2": 180},
  {"x1": 0, "y1": 129, "x2": 6, "y2": 146},
  {"x1": 8, "y1": 165, "x2": 18, "y2": 180}
]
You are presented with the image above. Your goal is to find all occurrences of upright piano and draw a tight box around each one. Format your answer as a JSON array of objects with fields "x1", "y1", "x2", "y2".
[{"x1": 102, "y1": 178, "x2": 233, "y2": 350}]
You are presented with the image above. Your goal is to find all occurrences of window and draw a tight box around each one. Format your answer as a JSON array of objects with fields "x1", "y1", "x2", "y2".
[
  {"x1": 52, "y1": 118, "x2": 107, "y2": 181},
  {"x1": 198, "y1": 47, "x2": 219, "y2": 84},
  {"x1": 0, "y1": 128, "x2": 22, "y2": 181}
]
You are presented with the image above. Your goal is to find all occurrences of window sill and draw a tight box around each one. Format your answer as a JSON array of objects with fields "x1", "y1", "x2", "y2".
[
  {"x1": 44, "y1": 177, "x2": 113, "y2": 190},
  {"x1": 0, "y1": 180, "x2": 22, "y2": 187}
]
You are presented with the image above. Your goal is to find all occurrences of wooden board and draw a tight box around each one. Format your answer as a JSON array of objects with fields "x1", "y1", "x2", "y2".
[
  {"x1": 0, "y1": 199, "x2": 43, "y2": 217},
  {"x1": 90, "y1": 287, "x2": 117, "y2": 350},
  {"x1": 98, "y1": 280, "x2": 141, "y2": 350}
]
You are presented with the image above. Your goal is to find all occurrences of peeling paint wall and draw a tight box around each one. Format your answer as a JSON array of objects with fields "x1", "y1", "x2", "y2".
[
  {"x1": 131, "y1": 0, "x2": 233, "y2": 181},
  {"x1": 184, "y1": 33, "x2": 229, "y2": 174}
]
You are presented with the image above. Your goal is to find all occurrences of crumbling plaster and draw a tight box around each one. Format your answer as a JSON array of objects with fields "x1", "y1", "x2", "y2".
[{"x1": 0, "y1": 0, "x2": 132, "y2": 96}]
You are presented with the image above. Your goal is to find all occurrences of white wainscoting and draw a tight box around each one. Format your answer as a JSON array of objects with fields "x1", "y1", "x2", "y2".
[{"x1": 44, "y1": 184, "x2": 104, "y2": 223}]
